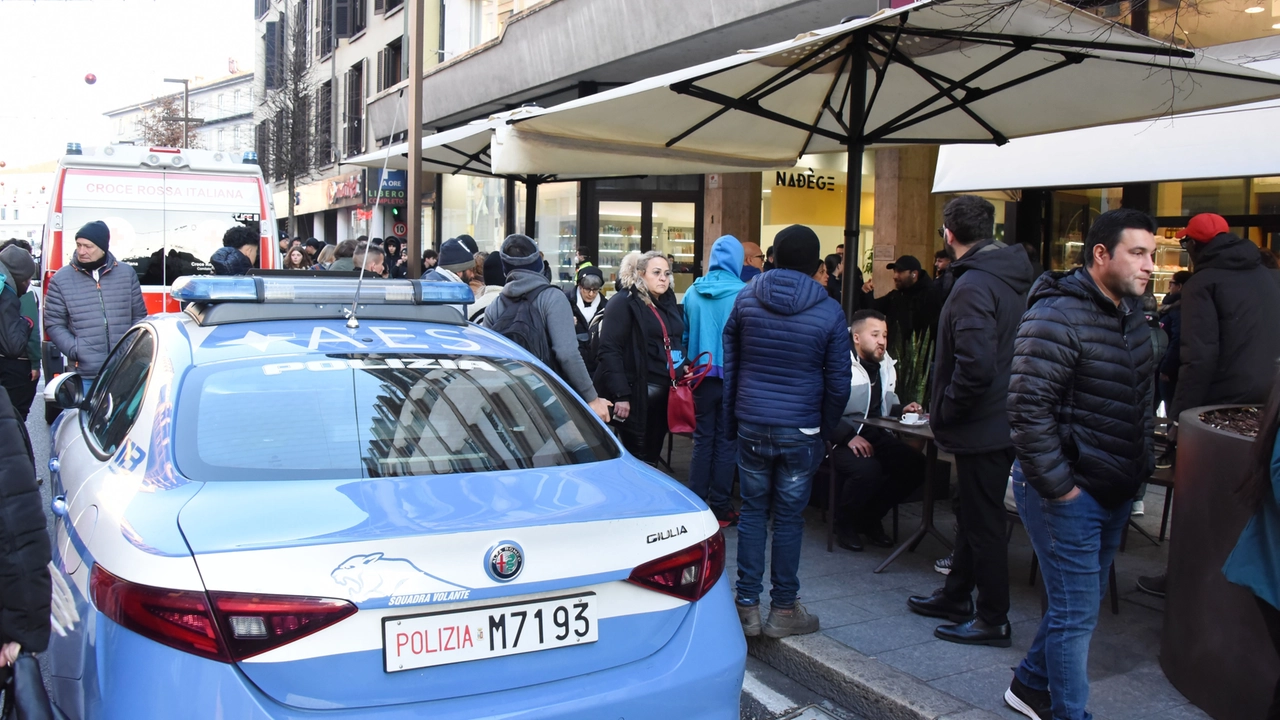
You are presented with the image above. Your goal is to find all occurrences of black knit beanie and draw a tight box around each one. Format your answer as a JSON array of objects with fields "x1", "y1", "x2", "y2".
[
  {"x1": 75, "y1": 220, "x2": 110, "y2": 253},
  {"x1": 773, "y1": 224, "x2": 821, "y2": 273},
  {"x1": 499, "y1": 234, "x2": 542, "y2": 276}
]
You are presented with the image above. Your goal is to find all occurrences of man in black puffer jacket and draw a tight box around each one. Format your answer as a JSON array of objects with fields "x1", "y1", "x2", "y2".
[
  {"x1": 909, "y1": 196, "x2": 1034, "y2": 649},
  {"x1": 0, "y1": 385, "x2": 50, "y2": 678},
  {"x1": 1171, "y1": 213, "x2": 1280, "y2": 423},
  {"x1": 1003, "y1": 209, "x2": 1157, "y2": 720}
]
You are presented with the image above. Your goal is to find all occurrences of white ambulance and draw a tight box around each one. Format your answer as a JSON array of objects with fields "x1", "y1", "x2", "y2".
[{"x1": 40, "y1": 143, "x2": 278, "y2": 399}]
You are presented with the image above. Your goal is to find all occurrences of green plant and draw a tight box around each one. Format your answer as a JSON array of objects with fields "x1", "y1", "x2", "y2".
[{"x1": 893, "y1": 327, "x2": 935, "y2": 409}]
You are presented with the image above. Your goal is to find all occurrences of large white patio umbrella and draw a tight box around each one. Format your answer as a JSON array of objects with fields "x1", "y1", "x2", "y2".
[
  {"x1": 343, "y1": 106, "x2": 783, "y2": 234},
  {"x1": 489, "y1": 0, "x2": 1280, "y2": 314}
]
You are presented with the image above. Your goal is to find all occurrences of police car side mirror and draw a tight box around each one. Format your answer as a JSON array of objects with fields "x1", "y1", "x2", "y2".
[{"x1": 45, "y1": 373, "x2": 85, "y2": 410}]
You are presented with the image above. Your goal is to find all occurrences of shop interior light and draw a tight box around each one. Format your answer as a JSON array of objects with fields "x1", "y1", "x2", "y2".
[
  {"x1": 1245, "y1": 5, "x2": 1264, "y2": 12},
  {"x1": 1273, "y1": 21, "x2": 1280, "y2": 28}
]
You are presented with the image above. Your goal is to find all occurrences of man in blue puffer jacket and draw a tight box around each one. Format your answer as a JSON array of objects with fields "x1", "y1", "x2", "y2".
[
  {"x1": 683, "y1": 235, "x2": 746, "y2": 526},
  {"x1": 724, "y1": 224, "x2": 852, "y2": 639}
]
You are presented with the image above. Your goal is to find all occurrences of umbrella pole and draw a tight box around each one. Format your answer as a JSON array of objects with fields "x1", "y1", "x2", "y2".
[
  {"x1": 524, "y1": 177, "x2": 538, "y2": 236},
  {"x1": 841, "y1": 38, "x2": 869, "y2": 321}
]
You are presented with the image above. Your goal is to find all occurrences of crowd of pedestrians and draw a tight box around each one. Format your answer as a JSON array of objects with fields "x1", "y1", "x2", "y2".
[
  {"x1": 435, "y1": 202, "x2": 1278, "y2": 720},
  {"x1": 3, "y1": 200, "x2": 1280, "y2": 719}
]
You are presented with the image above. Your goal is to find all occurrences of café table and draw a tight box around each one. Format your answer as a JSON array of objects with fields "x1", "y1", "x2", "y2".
[{"x1": 854, "y1": 415, "x2": 953, "y2": 573}]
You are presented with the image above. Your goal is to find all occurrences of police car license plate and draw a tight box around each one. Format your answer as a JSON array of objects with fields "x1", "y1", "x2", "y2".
[{"x1": 382, "y1": 593, "x2": 598, "y2": 672}]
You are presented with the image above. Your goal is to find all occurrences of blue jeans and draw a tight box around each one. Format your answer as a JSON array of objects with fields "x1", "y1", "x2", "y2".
[
  {"x1": 1013, "y1": 462, "x2": 1130, "y2": 720},
  {"x1": 688, "y1": 378, "x2": 735, "y2": 513},
  {"x1": 734, "y1": 421, "x2": 823, "y2": 608}
]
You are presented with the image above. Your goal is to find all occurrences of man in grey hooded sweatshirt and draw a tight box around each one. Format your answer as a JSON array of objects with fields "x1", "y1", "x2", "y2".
[{"x1": 483, "y1": 234, "x2": 612, "y2": 425}]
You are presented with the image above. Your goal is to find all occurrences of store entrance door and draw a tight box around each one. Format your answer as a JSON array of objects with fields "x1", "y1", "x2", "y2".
[{"x1": 591, "y1": 199, "x2": 702, "y2": 294}]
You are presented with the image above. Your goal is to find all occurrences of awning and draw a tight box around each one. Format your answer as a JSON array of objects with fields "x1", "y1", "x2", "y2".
[
  {"x1": 342, "y1": 108, "x2": 541, "y2": 178},
  {"x1": 932, "y1": 57, "x2": 1280, "y2": 192}
]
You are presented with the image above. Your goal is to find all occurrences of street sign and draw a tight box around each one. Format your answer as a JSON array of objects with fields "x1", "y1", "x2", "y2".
[{"x1": 393, "y1": 222, "x2": 407, "y2": 236}]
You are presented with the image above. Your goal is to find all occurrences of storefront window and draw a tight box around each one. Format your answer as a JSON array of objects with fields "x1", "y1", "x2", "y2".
[
  {"x1": 1087, "y1": 0, "x2": 1280, "y2": 48},
  {"x1": 515, "y1": 181, "x2": 578, "y2": 282},
  {"x1": 441, "y1": 174, "x2": 506, "y2": 252},
  {"x1": 762, "y1": 152, "x2": 873, "y2": 272},
  {"x1": 1048, "y1": 187, "x2": 1125, "y2": 270},
  {"x1": 651, "y1": 202, "x2": 698, "y2": 294}
]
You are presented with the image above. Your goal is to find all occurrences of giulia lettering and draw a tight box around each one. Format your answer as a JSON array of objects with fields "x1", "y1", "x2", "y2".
[{"x1": 646, "y1": 525, "x2": 689, "y2": 544}]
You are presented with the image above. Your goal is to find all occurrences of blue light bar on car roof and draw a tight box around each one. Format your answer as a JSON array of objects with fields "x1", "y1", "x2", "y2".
[{"x1": 170, "y1": 277, "x2": 475, "y2": 305}]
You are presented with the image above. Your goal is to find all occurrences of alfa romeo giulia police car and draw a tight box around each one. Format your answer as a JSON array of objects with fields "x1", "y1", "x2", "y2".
[{"x1": 43, "y1": 276, "x2": 744, "y2": 719}]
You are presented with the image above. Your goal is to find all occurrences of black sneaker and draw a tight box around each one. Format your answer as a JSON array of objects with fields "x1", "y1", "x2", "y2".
[
  {"x1": 1137, "y1": 573, "x2": 1167, "y2": 598},
  {"x1": 1004, "y1": 676, "x2": 1052, "y2": 720},
  {"x1": 1155, "y1": 448, "x2": 1174, "y2": 470},
  {"x1": 934, "y1": 553, "x2": 954, "y2": 575}
]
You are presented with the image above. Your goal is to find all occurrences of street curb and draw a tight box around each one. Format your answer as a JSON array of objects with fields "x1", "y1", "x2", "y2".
[{"x1": 747, "y1": 633, "x2": 976, "y2": 720}]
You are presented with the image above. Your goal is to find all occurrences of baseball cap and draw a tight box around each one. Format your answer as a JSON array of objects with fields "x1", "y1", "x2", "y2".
[
  {"x1": 887, "y1": 255, "x2": 922, "y2": 272},
  {"x1": 1179, "y1": 213, "x2": 1229, "y2": 243}
]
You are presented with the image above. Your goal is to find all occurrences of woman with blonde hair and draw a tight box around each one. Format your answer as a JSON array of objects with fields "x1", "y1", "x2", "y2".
[
  {"x1": 313, "y1": 244, "x2": 336, "y2": 270},
  {"x1": 595, "y1": 250, "x2": 685, "y2": 464}
]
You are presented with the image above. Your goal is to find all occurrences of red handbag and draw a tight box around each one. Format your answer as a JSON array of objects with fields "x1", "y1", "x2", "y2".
[{"x1": 648, "y1": 306, "x2": 711, "y2": 435}]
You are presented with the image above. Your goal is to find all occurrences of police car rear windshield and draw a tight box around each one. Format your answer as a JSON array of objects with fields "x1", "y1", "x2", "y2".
[{"x1": 175, "y1": 354, "x2": 619, "y2": 481}]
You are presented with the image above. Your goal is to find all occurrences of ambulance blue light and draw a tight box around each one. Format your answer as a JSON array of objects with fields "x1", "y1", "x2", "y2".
[
  {"x1": 66, "y1": 143, "x2": 83, "y2": 156},
  {"x1": 242, "y1": 151, "x2": 258, "y2": 165},
  {"x1": 170, "y1": 277, "x2": 260, "y2": 302}
]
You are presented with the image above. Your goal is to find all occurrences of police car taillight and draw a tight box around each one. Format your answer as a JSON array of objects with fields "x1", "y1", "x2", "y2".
[
  {"x1": 90, "y1": 564, "x2": 356, "y2": 662},
  {"x1": 626, "y1": 531, "x2": 725, "y2": 602},
  {"x1": 209, "y1": 592, "x2": 356, "y2": 661}
]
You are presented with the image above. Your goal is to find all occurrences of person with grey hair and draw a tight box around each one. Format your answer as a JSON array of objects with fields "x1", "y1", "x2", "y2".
[
  {"x1": 566, "y1": 266, "x2": 607, "y2": 374},
  {"x1": 595, "y1": 250, "x2": 685, "y2": 464},
  {"x1": 484, "y1": 234, "x2": 612, "y2": 424}
]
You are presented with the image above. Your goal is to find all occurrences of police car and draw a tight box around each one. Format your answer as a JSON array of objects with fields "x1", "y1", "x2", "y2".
[{"x1": 43, "y1": 276, "x2": 744, "y2": 719}]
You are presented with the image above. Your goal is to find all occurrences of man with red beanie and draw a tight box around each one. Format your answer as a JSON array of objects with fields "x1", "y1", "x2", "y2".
[{"x1": 1138, "y1": 213, "x2": 1280, "y2": 597}]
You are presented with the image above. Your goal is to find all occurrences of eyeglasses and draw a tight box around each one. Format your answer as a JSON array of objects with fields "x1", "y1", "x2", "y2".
[
  {"x1": 937, "y1": 227, "x2": 946, "y2": 239},
  {"x1": 1179, "y1": 237, "x2": 1193, "y2": 251},
  {"x1": 752, "y1": 254, "x2": 765, "y2": 261}
]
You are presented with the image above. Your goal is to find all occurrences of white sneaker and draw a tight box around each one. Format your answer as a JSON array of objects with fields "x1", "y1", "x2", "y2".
[{"x1": 1131, "y1": 500, "x2": 1145, "y2": 517}]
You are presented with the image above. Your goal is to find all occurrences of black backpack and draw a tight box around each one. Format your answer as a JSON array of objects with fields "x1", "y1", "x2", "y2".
[{"x1": 490, "y1": 285, "x2": 561, "y2": 372}]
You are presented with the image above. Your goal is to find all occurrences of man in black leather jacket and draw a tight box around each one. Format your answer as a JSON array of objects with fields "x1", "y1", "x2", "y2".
[{"x1": 1002, "y1": 209, "x2": 1157, "y2": 720}]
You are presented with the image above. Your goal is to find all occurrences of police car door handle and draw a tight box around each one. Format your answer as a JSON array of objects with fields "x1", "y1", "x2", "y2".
[{"x1": 51, "y1": 495, "x2": 68, "y2": 518}]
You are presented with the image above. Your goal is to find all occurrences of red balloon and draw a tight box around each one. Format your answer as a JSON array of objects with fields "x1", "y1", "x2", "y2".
[{"x1": 84, "y1": 73, "x2": 97, "y2": 85}]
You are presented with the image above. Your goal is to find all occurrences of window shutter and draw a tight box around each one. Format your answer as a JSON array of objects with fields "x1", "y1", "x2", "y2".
[
  {"x1": 376, "y1": 48, "x2": 385, "y2": 92},
  {"x1": 334, "y1": 0, "x2": 351, "y2": 38},
  {"x1": 264, "y1": 21, "x2": 279, "y2": 89},
  {"x1": 374, "y1": 0, "x2": 384, "y2": 14}
]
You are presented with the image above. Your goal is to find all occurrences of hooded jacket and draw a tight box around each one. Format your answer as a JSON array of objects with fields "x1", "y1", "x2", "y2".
[
  {"x1": 210, "y1": 246, "x2": 253, "y2": 276},
  {"x1": 0, "y1": 388, "x2": 50, "y2": 653},
  {"x1": 482, "y1": 269, "x2": 599, "y2": 403},
  {"x1": 1009, "y1": 269, "x2": 1155, "y2": 507},
  {"x1": 875, "y1": 271, "x2": 942, "y2": 354},
  {"x1": 0, "y1": 256, "x2": 33, "y2": 362},
  {"x1": 45, "y1": 253, "x2": 148, "y2": 378},
  {"x1": 929, "y1": 240, "x2": 1035, "y2": 453},
  {"x1": 1171, "y1": 233, "x2": 1280, "y2": 418},
  {"x1": 723, "y1": 268, "x2": 851, "y2": 436},
  {"x1": 1158, "y1": 292, "x2": 1182, "y2": 382},
  {"x1": 683, "y1": 237, "x2": 745, "y2": 378}
]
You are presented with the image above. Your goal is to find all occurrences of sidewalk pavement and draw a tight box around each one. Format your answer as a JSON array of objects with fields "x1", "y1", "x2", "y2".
[{"x1": 662, "y1": 436, "x2": 1206, "y2": 720}]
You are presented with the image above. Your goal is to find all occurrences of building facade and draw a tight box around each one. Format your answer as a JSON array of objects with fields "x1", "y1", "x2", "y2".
[
  {"x1": 103, "y1": 71, "x2": 256, "y2": 156},
  {"x1": 0, "y1": 161, "x2": 54, "y2": 249}
]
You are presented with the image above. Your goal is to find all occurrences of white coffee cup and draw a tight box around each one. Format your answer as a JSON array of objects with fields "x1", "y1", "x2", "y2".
[{"x1": 901, "y1": 412, "x2": 921, "y2": 424}]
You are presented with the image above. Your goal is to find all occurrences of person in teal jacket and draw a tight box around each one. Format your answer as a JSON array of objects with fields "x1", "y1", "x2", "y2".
[
  {"x1": 1223, "y1": 369, "x2": 1280, "y2": 718},
  {"x1": 683, "y1": 236, "x2": 746, "y2": 526}
]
